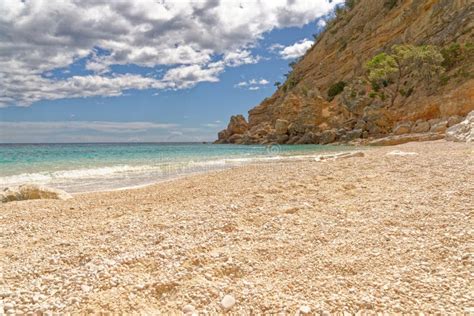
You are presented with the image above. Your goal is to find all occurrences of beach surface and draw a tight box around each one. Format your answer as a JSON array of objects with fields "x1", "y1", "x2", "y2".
[{"x1": 0, "y1": 140, "x2": 472, "y2": 314}]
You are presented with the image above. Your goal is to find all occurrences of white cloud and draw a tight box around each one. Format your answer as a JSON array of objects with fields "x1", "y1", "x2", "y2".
[
  {"x1": 280, "y1": 39, "x2": 315, "y2": 59},
  {"x1": 0, "y1": 0, "x2": 342, "y2": 107},
  {"x1": 1, "y1": 74, "x2": 167, "y2": 107},
  {"x1": 234, "y1": 78, "x2": 270, "y2": 90},
  {"x1": 161, "y1": 64, "x2": 224, "y2": 89},
  {"x1": 0, "y1": 121, "x2": 177, "y2": 133},
  {"x1": 268, "y1": 43, "x2": 285, "y2": 52},
  {"x1": 223, "y1": 50, "x2": 260, "y2": 67},
  {"x1": 317, "y1": 19, "x2": 327, "y2": 28}
]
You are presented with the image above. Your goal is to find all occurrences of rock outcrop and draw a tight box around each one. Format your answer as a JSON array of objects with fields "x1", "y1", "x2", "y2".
[
  {"x1": 369, "y1": 132, "x2": 444, "y2": 146},
  {"x1": 215, "y1": 115, "x2": 249, "y2": 144},
  {"x1": 1, "y1": 184, "x2": 72, "y2": 203},
  {"x1": 216, "y1": 0, "x2": 474, "y2": 145},
  {"x1": 445, "y1": 110, "x2": 474, "y2": 142}
]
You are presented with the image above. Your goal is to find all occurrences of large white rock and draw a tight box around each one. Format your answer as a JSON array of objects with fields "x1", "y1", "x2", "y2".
[
  {"x1": 0, "y1": 184, "x2": 72, "y2": 203},
  {"x1": 445, "y1": 111, "x2": 474, "y2": 142},
  {"x1": 220, "y1": 295, "x2": 236, "y2": 311}
]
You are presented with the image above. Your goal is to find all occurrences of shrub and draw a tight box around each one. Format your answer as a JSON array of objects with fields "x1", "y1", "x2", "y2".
[
  {"x1": 365, "y1": 44, "x2": 443, "y2": 106},
  {"x1": 384, "y1": 0, "x2": 397, "y2": 9},
  {"x1": 287, "y1": 77, "x2": 298, "y2": 89},
  {"x1": 339, "y1": 39, "x2": 348, "y2": 52},
  {"x1": 301, "y1": 86, "x2": 309, "y2": 97},
  {"x1": 345, "y1": 0, "x2": 356, "y2": 10},
  {"x1": 400, "y1": 87, "x2": 414, "y2": 97},
  {"x1": 440, "y1": 74, "x2": 450, "y2": 85},
  {"x1": 371, "y1": 81, "x2": 380, "y2": 92},
  {"x1": 327, "y1": 81, "x2": 346, "y2": 100},
  {"x1": 441, "y1": 43, "x2": 462, "y2": 69}
]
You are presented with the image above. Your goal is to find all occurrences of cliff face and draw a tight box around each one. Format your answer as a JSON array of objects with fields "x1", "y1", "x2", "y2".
[{"x1": 216, "y1": 0, "x2": 474, "y2": 145}]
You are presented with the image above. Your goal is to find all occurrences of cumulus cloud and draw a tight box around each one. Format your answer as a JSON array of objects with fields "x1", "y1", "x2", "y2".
[
  {"x1": 279, "y1": 39, "x2": 315, "y2": 59},
  {"x1": 1, "y1": 74, "x2": 167, "y2": 107},
  {"x1": 0, "y1": 0, "x2": 342, "y2": 107},
  {"x1": 161, "y1": 64, "x2": 224, "y2": 89}
]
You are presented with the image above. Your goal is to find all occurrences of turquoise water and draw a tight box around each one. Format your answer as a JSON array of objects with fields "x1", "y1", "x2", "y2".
[{"x1": 0, "y1": 143, "x2": 352, "y2": 193}]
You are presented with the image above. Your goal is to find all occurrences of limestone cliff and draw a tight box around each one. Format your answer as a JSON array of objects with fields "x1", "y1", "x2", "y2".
[{"x1": 216, "y1": 0, "x2": 474, "y2": 145}]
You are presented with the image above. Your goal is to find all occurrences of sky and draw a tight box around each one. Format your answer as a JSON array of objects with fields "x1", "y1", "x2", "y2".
[{"x1": 0, "y1": 0, "x2": 343, "y2": 143}]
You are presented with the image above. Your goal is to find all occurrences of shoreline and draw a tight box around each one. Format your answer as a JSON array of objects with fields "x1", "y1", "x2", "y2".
[
  {"x1": 73, "y1": 150, "x2": 368, "y2": 195},
  {"x1": 0, "y1": 140, "x2": 472, "y2": 314},
  {"x1": 1, "y1": 147, "x2": 364, "y2": 195}
]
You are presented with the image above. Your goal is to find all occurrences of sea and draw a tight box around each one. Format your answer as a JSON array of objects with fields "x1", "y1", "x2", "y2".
[{"x1": 0, "y1": 143, "x2": 352, "y2": 193}]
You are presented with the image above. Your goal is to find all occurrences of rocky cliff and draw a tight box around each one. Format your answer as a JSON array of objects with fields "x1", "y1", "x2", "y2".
[{"x1": 216, "y1": 0, "x2": 474, "y2": 145}]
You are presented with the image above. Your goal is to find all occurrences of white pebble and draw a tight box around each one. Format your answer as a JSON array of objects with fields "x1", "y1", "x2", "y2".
[
  {"x1": 4, "y1": 302, "x2": 14, "y2": 310},
  {"x1": 0, "y1": 290, "x2": 12, "y2": 298},
  {"x1": 220, "y1": 295, "x2": 236, "y2": 310},
  {"x1": 182, "y1": 304, "x2": 195, "y2": 315},
  {"x1": 299, "y1": 305, "x2": 311, "y2": 314}
]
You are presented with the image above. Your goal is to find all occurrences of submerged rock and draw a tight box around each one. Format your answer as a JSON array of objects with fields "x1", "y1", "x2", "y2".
[{"x1": 0, "y1": 184, "x2": 72, "y2": 203}]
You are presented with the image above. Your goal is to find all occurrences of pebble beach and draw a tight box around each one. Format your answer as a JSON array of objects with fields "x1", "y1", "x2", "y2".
[{"x1": 0, "y1": 140, "x2": 473, "y2": 314}]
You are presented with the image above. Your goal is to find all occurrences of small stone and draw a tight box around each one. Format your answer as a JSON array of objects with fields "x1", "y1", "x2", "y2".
[
  {"x1": 182, "y1": 304, "x2": 195, "y2": 315},
  {"x1": 0, "y1": 290, "x2": 12, "y2": 298},
  {"x1": 81, "y1": 285, "x2": 92, "y2": 293},
  {"x1": 220, "y1": 295, "x2": 236, "y2": 311},
  {"x1": 4, "y1": 302, "x2": 14, "y2": 310},
  {"x1": 70, "y1": 297, "x2": 80, "y2": 304},
  {"x1": 299, "y1": 306, "x2": 311, "y2": 314},
  {"x1": 32, "y1": 294, "x2": 45, "y2": 304}
]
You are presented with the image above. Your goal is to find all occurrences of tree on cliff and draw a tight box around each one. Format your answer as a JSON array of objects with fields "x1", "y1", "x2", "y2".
[{"x1": 365, "y1": 44, "x2": 444, "y2": 107}]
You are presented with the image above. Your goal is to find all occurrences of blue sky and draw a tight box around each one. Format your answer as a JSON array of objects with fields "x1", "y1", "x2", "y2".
[{"x1": 0, "y1": 0, "x2": 342, "y2": 142}]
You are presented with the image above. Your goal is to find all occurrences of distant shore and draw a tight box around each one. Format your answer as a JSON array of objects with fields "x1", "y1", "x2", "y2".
[{"x1": 0, "y1": 140, "x2": 472, "y2": 314}]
